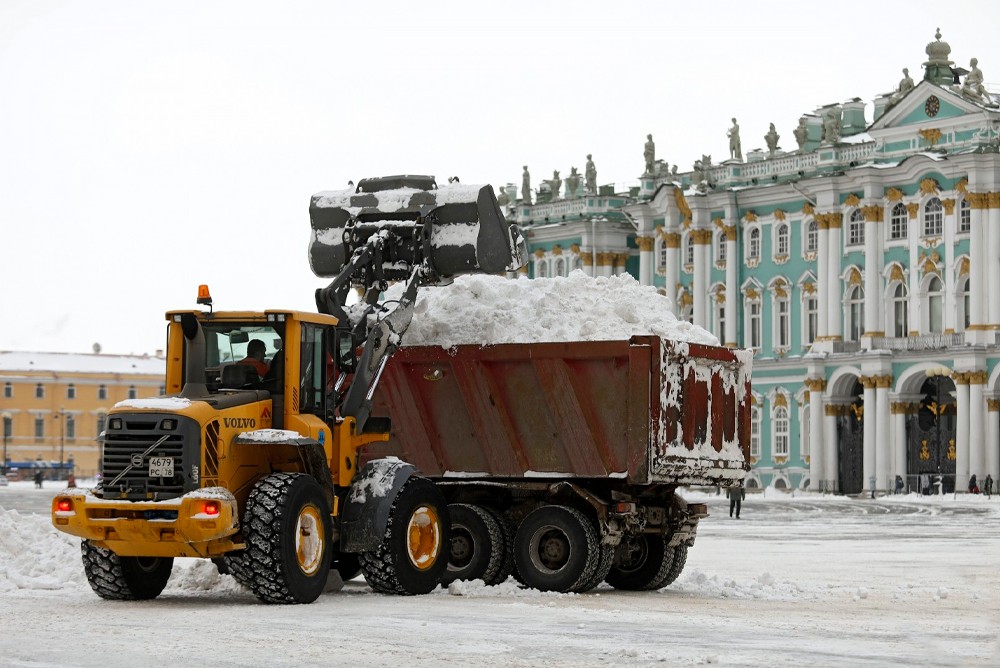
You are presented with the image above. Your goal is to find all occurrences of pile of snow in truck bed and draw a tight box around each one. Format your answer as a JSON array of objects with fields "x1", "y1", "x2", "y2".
[{"x1": 381, "y1": 271, "x2": 719, "y2": 349}]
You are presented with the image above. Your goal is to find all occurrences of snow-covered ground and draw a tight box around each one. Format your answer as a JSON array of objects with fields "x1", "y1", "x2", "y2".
[{"x1": 1, "y1": 481, "x2": 997, "y2": 667}]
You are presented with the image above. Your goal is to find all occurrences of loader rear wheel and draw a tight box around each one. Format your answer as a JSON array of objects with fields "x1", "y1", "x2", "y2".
[
  {"x1": 513, "y1": 505, "x2": 599, "y2": 593},
  {"x1": 81, "y1": 540, "x2": 173, "y2": 601},
  {"x1": 360, "y1": 476, "x2": 449, "y2": 595},
  {"x1": 606, "y1": 534, "x2": 677, "y2": 591},
  {"x1": 442, "y1": 503, "x2": 504, "y2": 586},
  {"x1": 242, "y1": 472, "x2": 332, "y2": 604}
]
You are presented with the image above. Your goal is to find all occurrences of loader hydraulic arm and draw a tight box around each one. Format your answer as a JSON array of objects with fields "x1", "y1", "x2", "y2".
[{"x1": 308, "y1": 175, "x2": 526, "y2": 432}]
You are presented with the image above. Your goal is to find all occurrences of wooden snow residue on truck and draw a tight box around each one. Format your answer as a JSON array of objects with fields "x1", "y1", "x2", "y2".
[{"x1": 367, "y1": 336, "x2": 751, "y2": 486}]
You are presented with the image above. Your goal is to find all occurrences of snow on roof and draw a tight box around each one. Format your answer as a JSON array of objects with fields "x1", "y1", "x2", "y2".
[
  {"x1": 380, "y1": 271, "x2": 719, "y2": 349},
  {"x1": 0, "y1": 351, "x2": 165, "y2": 376}
]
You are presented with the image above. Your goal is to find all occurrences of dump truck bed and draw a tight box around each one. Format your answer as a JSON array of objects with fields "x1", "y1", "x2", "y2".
[{"x1": 368, "y1": 336, "x2": 752, "y2": 486}]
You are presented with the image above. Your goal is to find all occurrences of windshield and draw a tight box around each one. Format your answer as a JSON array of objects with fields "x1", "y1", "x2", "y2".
[{"x1": 202, "y1": 324, "x2": 283, "y2": 368}]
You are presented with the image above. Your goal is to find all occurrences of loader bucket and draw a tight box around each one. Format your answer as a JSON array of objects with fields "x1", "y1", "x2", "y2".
[{"x1": 308, "y1": 176, "x2": 524, "y2": 280}]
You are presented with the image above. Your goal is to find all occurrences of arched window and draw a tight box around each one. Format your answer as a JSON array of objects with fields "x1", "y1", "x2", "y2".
[
  {"x1": 889, "y1": 202, "x2": 908, "y2": 240},
  {"x1": 847, "y1": 209, "x2": 865, "y2": 246},
  {"x1": 927, "y1": 275, "x2": 944, "y2": 333},
  {"x1": 923, "y1": 197, "x2": 943, "y2": 237},
  {"x1": 775, "y1": 223, "x2": 789, "y2": 257},
  {"x1": 773, "y1": 406, "x2": 789, "y2": 457},
  {"x1": 801, "y1": 405, "x2": 810, "y2": 459},
  {"x1": 957, "y1": 276, "x2": 970, "y2": 330},
  {"x1": 773, "y1": 288, "x2": 790, "y2": 349},
  {"x1": 657, "y1": 238, "x2": 667, "y2": 270},
  {"x1": 748, "y1": 227, "x2": 761, "y2": 260},
  {"x1": 805, "y1": 220, "x2": 818, "y2": 253},
  {"x1": 745, "y1": 294, "x2": 762, "y2": 349},
  {"x1": 803, "y1": 295, "x2": 818, "y2": 345},
  {"x1": 846, "y1": 284, "x2": 865, "y2": 341},
  {"x1": 750, "y1": 406, "x2": 761, "y2": 458},
  {"x1": 715, "y1": 230, "x2": 727, "y2": 263},
  {"x1": 572, "y1": 255, "x2": 583, "y2": 272},
  {"x1": 959, "y1": 198, "x2": 971, "y2": 233},
  {"x1": 554, "y1": 257, "x2": 566, "y2": 277},
  {"x1": 684, "y1": 235, "x2": 695, "y2": 266},
  {"x1": 892, "y1": 282, "x2": 909, "y2": 337},
  {"x1": 536, "y1": 260, "x2": 548, "y2": 278}
]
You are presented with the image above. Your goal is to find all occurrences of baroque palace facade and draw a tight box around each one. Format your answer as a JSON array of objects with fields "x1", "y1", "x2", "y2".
[
  {"x1": 0, "y1": 351, "x2": 165, "y2": 478},
  {"x1": 509, "y1": 32, "x2": 1000, "y2": 494}
]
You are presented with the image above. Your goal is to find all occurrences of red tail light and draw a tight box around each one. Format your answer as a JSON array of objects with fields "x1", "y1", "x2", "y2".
[
  {"x1": 202, "y1": 501, "x2": 221, "y2": 516},
  {"x1": 56, "y1": 499, "x2": 72, "y2": 512}
]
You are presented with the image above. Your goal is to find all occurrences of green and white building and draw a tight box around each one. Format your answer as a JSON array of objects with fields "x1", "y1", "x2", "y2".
[{"x1": 510, "y1": 31, "x2": 1000, "y2": 494}]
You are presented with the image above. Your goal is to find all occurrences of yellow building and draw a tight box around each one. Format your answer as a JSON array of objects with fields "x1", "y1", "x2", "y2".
[{"x1": 0, "y1": 351, "x2": 166, "y2": 479}]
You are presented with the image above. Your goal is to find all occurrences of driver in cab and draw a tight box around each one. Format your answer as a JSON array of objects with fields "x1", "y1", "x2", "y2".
[{"x1": 239, "y1": 339, "x2": 270, "y2": 378}]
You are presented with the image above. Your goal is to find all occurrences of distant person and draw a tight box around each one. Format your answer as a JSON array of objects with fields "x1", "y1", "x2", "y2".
[
  {"x1": 239, "y1": 339, "x2": 269, "y2": 377},
  {"x1": 919, "y1": 472, "x2": 930, "y2": 495},
  {"x1": 869, "y1": 475, "x2": 876, "y2": 499},
  {"x1": 984, "y1": 474, "x2": 993, "y2": 499},
  {"x1": 33, "y1": 469, "x2": 43, "y2": 489},
  {"x1": 894, "y1": 475, "x2": 904, "y2": 495},
  {"x1": 727, "y1": 482, "x2": 745, "y2": 519},
  {"x1": 968, "y1": 474, "x2": 979, "y2": 494}
]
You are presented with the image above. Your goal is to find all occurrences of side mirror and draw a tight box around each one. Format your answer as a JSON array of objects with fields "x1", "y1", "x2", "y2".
[
  {"x1": 229, "y1": 331, "x2": 249, "y2": 344},
  {"x1": 332, "y1": 329, "x2": 356, "y2": 374}
]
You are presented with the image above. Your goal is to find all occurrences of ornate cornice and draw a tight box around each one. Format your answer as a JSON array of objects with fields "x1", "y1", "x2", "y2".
[
  {"x1": 875, "y1": 374, "x2": 894, "y2": 389},
  {"x1": 691, "y1": 229, "x2": 714, "y2": 244},
  {"x1": 941, "y1": 198, "x2": 956, "y2": 215},
  {"x1": 802, "y1": 203, "x2": 815, "y2": 216},
  {"x1": 803, "y1": 378, "x2": 826, "y2": 392},
  {"x1": 724, "y1": 225, "x2": 738, "y2": 241},
  {"x1": 917, "y1": 129, "x2": 943, "y2": 148},
  {"x1": 664, "y1": 232, "x2": 681, "y2": 248},
  {"x1": 906, "y1": 202, "x2": 919, "y2": 219},
  {"x1": 861, "y1": 205, "x2": 884, "y2": 223},
  {"x1": 968, "y1": 192, "x2": 990, "y2": 210},
  {"x1": 844, "y1": 194, "x2": 861, "y2": 207},
  {"x1": 552, "y1": 244, "x2": 563, "y2": 256},
  {"x1": 636, "y1": 236, "x2": 655, "y2": 251},
  {"x1": 774, "y1": 209, "x2": 787, "y2": 221}
]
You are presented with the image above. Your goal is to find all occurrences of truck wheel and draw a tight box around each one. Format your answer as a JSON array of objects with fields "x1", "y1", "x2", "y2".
[
  {"x1": 242, "y1": 472, "x2": 333, "y2": 604},
  {"x1": 442, "y1": 503, "x2": 504, "y2": 586},
  {"x1": 81, "y1": 540, "x2": 173, "y2": 601},
  {"x1": 606, "y1": 533, "x2": 676, "y2": 591},
  {"x1": 483, "y1": 507, "x2": 516, "y2": 585},
  {"x1": 360, "y1": 476, "x2": 449, "y2": 595},
  {"x1": 219, "y1": 552, "x2": 254, "y2": 588},
  {"x1": 576, "y1": 543, "x2": 614, "y2": 592},
  {"x1": 659, "y1": 544, "x2": 688, "y2": 587},
  {"x1": 513, "y1": 505, "x2": 599, "y2": 593}
]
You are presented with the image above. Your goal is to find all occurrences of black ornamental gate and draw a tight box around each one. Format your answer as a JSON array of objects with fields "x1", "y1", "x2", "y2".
[
  {"x1": 907, "y1": 376, "x2": 957, "y2": 493},
  {"x1": 837, "y1": 381, "x2": 864, "y2": 495}
]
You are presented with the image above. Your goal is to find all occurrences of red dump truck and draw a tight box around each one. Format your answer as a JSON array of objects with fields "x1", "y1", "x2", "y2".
[{"x1": 368, "y1": 335, "x2": 752, "y2": 593}]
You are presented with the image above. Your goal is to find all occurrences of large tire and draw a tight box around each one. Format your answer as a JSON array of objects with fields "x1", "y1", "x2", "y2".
[
  {"x1": 576, "y1": 543, "x2": 615, "y2": 592},
  {"x1": 442, "y1": 504, "x2": 504, "y2": 586},
  {"x1": 659, "y1": 544, "x2": 688, "y2": 587},
  {"x1": 359, "y1": 476, "x2": 450, "y2": 595},
  {"x1": 483, "y1": 507, "x2": 516, "y2": 586},
  {"x1": 513, "y1": 505, "x2": 599, "y2": 593},
  {"x1": 81, "y1": 540, "x2": 173, "y2": 601},
  {"x1": 606, "y1": 533, "x2": 677, "y2": 591},
  {"x1": 241, "y1": 472, "x2": 333, "y2": 604}
]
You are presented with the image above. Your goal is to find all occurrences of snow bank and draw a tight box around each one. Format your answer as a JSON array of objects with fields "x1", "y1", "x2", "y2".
[{"x1": 379, "y1": 271, "x2": 719, "y2": 349}]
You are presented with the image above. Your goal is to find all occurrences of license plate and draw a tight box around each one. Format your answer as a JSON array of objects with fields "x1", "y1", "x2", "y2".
[{"x1": 149, "y1": 457, "x2": 174, "y2": 478}]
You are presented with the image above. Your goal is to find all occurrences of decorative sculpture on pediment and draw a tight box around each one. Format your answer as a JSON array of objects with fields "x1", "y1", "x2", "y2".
[
  {"x1": 958, "y1": 256, "x2": 970, "y2": 277},
  {"x1": 793, "y1": 117, "x2": 808, "y2": 151},
  {"x1": 956, "y1": 178, "x2": 968, "y2": 194},
  {"x1": 728, "y1": 118, "x2": 742, "y2": 161},
  {"x1": 822, "y1": 109, "x2": 842, "y2": 143},
  {"x1": 565, "y1": 168, "x2": 580, "y2": 199},
  {"x1": 886, "y1": 187, "x2": 904, "y2": 202},
  {"x1": 960, "y1": 58, "x2": 988, "y2": 102},
  {"x1": 848, "y1": 268, "x2": 862, "y2": 285},
  {"x1": 744, "y1": 211, "x2": 758, "y2": 223},
  {"x1": 764, "y1": 123, "x2": 779, "y2": 157},
  {"x1": 889, "y1": 264, "x2": 905, "y2": 283},
  {"x1": 774, "y1": 209, "x2": 786, "y2": 221},
  {"x1": 644, "y1": 134, "x2": 656, "y2": 175},
  {"x1": 845, "y1": 194, "x2": 861, "y2": 207},
  {"x1": 802, "y1": 202, "x2": 815, "y2": 215},
  {"x1": 673, "y1": 188, "x2": 692, "y2": 221},
  {"x1": 919, "y1": 178, "x2": 940, "y2": 195},
  {"x1": 585, "y1": 155, "x2": 597, "y2": 194},
  {"x1": 521, "y1": 166, "x2": 532, "y2": 204},
  {"x1": 918, "y1": 129, "x2": 943, "y2": 147}
]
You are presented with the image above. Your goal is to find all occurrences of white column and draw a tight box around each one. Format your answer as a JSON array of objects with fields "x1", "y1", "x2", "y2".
[
  {"x1": 692, "y1": 231, "x2": 710, "y2": 329},
  {"x1": 597, "y1": 252, "x2": 613, "y2": 278},
  {"x1": 892, "y1": 402, "x2": 909, "y2": 488},
  {"x1": 969, "y1": 373, "x2": 986, "y2": 484},
  {"x1": 824, "y1": 405, "x2": 840, "y2": 492},
  {"x1": 943, "y1": 200, "x2": 957, "y2": 333},
  {"x1": 816, "y1": 217, "x2": 830, "y2": 338},
  {"x1": 863, "y1": 213, "x2": 881, "y2": 335},
  {"x1": 862, "y1": 377, "x2": 876, "y2": 490},
  {"x1": 665, "y1": 233, "x2": 680, "y2": 312},
  {"x1": 955, "y1": 375, "x2": 970, "y2": 488},
  {"x1": 969, "y1": 197, "x2": 987, "y2": 327},
  {"x1": 987, "y1": 399, "x2": 1000, "y2": 485},
  {"x1": 989, "y1": 201, "x2": 1000, "y2": 325},
  {"x1": 808, "y1": 380, "x2": 825, "y2": 491},
  {"x1": 827, "y1": 215, "x2": 843, "y2": 339},
  {"x1": 875, "y1": 378, "x2": 892, "y2": 490},
  {"x1": 725, "y1": 225, "x2": 738, "y2": 346},
  {"x1": 638, "y1": 237, "x2": 654, "y2": 286}
]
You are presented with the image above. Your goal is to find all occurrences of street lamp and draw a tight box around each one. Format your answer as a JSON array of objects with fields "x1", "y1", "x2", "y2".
[
  {"x1": 53, "y1": 408, "x2": 65, "y2": 480},
  {"x1": 1, "y1": 411, "x2": 10, "y2": 475}
]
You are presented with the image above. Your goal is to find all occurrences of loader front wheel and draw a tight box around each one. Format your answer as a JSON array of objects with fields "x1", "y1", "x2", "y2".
[
  {"x1": 513, "y1": 505, "x2": 599, "y2": 593},
  {"x1": 242, "y1": 472, "x2": 332, "y2": 604},
  {"x1": 606, "y1": 533, "x2": 677, "y2": 591},
  {"x1": 442, "y1": 503, "x2": 504, "y2": 586},
  {"x1": 81, "y1": 540, "x2": 173, "y2": 601},
  {"x1": 360, "y1": 476, "x2": 449, "y2": 595}
]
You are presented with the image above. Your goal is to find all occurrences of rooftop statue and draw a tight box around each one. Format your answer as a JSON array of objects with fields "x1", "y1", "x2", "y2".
[
  {"x1": 565, "y1": 167, "x2": 580, "y2": 199},
  {"x1": 550, "y1": 170, "x2": 562, "y2": 200},
  {"x1": 728, "y1": 118, "x2": 742, "y2": 161},
  {"x1": 521, "y1": 165, "x2": 532, "y2": 205},
  {"x1": 822, "y1": 109, "x2": 841, "y2": 144},
  {"x1": 764, "y1": 123, "x2": 780, "y2": 157},
  {"x1": 793, "y1": 117, "x2": 808, "y2": 151},
  {"x1": 585, "y1": 154, "x2": 597, "y2": 193},
  {"x1": 644, "y1": 134, "x2": 655, "y2": 174},
  {"x1": 961, "y1": 58, "x2": 988, "y2": 102}
]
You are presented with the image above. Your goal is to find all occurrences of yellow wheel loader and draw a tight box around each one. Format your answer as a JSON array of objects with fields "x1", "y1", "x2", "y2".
[{"x1": 52, "y1": 175, "x2": 527, "y2": 604}]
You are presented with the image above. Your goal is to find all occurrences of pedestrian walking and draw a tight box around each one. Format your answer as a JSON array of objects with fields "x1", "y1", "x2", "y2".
[
  {"x1": 985, "y1": 474, "x2": 993, "y2": 499},
  {"x1": 894, "y1": 475, "x2": 904, "y2": 495},
  {"x1": 33, "y1": 469, "x2": 43, "y2": 489},
  {"x1": 728, "y1": 482, "x2": 746, "y2": 519},
  {"x1": 968, "y1": 474, "x2": 979, "y2": 494},
  {"x1": 869, "y1": 475, "x2": 877, "y2": 499}
]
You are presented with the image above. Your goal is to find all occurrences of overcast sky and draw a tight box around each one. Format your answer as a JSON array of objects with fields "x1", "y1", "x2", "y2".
[{"x1": 2, "y1": 0, "x2": 998, "y2": 356}]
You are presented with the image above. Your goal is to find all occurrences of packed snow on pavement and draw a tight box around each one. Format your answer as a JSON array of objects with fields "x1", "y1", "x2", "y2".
[{"x1": 1, "y1": 480, "x2": 997, "y2": 667}]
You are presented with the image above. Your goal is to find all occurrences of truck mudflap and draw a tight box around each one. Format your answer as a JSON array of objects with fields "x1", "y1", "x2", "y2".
[
  {"x1": 667, "y1": 501, "x2": 708, "y2": 548},
  {"x1": 51, "y1": 487, "x2": 240, "y2": 558},
  {"x1": 339, "y1": 458, "x2": 417, "y2": 553}
]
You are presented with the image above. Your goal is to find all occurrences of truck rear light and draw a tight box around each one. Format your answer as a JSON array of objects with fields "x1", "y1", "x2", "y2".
[
  {"x1": 614, "y1": 502, "x2": 636, "y2": 514},
  {"x1": 201, "y1": 501, "x2": 221, "y2": 516},
  {"x1": 56, "y1": 498, "x2": 73, "y2": 512}
]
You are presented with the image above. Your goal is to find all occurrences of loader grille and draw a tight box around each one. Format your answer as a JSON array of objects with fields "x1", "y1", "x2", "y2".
[{"x1": 99, "y1": 413, "x2": 201, "y2": 501}]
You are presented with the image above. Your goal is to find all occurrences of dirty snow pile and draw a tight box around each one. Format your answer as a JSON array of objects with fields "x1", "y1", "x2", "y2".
[{"x1": 382, "y1": 271, "x2": 719, "y2": 349}]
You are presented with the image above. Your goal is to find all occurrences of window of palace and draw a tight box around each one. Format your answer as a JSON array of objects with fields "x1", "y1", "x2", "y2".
[
  {"x1": 66, "y1": 414, "x2": 76, "y2": 440},
  {"x1": 684, "y1": 233, "x2": 695, "y2": 267},
  {"x1": 747, "y1": 226, "x2": 761, "y2": 261},
  {"x1": 66, "y1": 383, "x2": 76, "y2": 400},
  {"x1": 773, "y1": 291, "x2": 790, "y2": 349},
  {"x1": 554, "y1": 257, "x2": 566, "y2": 277},
  {"x1": 535, "y1": 258, "x2": 548, "y2": 278},
  {"x1": 957, "y1": 276, "x2": 970, "y2": 330},
  {"x1": 714, "y1": 300, "x2": 726, "y2": 343},
  {"x1": 96, "y1": 413, "x2": 106, "y2": 437},
  {"x1": 3, "y1": 382, "x2": 11, "y2": 398},
  {"x1": 773, "y1": 405, "x2": 790, "y2": 457},
  {"x1": 98, "y1": 384, "x2": 107, "y2": 400},
  {"x1": 128, "y1": 385, "x2": 137, "y2": 400},
  {"x1": 656, "y1": 238, "x2": 667, "y2": 271},
  {"x1": 801, "y1": 405, "x2": 810, "y2": 459},
  {"x1": 847, "y1": 209, "x2": 865, "y2": 246},
  {"x1": 746, "y1": 297, "x2": 762, "y2": 349},
  {"x1": 959, "y1": 198, "x2": 971, "y2": 233},
  {"x1": 35, "y1": 383, "x2": 45, "y2": 399},
  {"x1": 715, "y1": 230, "x2": 726, "y2": 263},
  {"x1": 846, "y1": 284, "x2": 865, "y2": 341},
  {"x1": 34, "y1": 416, "x2": 44, "y2": 441},
  {"x1": 891, "y1": 282, "x2": 909, "y2": 337},
  {"x1": 750, "y1": 407, "x2": 761, "y2": 458},
  {"x1": 775, "y1": 222, "x2": 789, "y2": 258},
  {"x1": 889, "y1": 202, "x2": 908, "y2": 240},
  {"x1": 926, "y1": 275, "x2": 945, "y2": 333},
  {"x1": 572, "y1": 255, "x2": 583, "y2": 272},
  {"x1": 923, "y1": 197, "x2": 943, "y2": 237},
  {"x1": 804, "y1": 219, "x2": 818, "y2": 254},
  {"x1": 803, "y1": 295, "x2": 818, "y2": 345}
]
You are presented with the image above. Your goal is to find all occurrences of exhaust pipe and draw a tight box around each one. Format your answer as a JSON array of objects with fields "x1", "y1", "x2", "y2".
[{"x1": 178, "y1": 313, "x2": 209, "y2": 399}]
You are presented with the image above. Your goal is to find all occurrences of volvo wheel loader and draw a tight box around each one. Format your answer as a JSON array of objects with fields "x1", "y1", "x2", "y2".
[{"x1": 52, "y1": 175, "x2": 527, "y2": 604}]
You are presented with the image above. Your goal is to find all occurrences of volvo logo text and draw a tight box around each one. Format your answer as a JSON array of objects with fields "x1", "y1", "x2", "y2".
[{"x1": 223, "y1": 417, "x2": 256, "y2": 429}]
